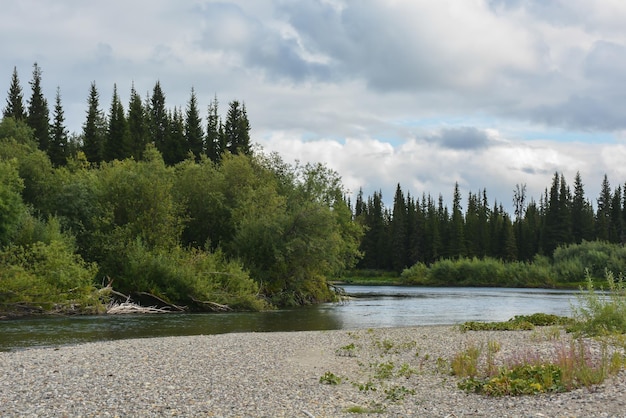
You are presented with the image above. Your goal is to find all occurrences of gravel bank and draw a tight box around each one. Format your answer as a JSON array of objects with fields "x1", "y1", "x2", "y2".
[{"x1": 1, "y1": 326, "x2": 625, "y2": 417}]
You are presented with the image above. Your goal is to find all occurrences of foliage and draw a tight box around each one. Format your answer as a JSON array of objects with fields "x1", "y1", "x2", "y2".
[
  {"x1": 552, "y1": 240, "x2": 626, "y2": 282},
  {"x1": 0, "y1": 159, "x2": 26, "y2": 246},
  {"x1": 453, "y1": 336, "x2": 623, "y2": 397},
  {"x1": 569, "y1": 269, "x2": 626, "y2": 336},
  {"x1": 460, "y1": 313, "x2": 572, "y2": 332},
  {"x1": 115, "y1": 241, "x2": 265, "y2": 311},
  {"x1": 319, "y1": 371, "x2": 343, "y2": 385},
  {"x1": 0, "y1": 216, "x2": 100, "y2": 315}
]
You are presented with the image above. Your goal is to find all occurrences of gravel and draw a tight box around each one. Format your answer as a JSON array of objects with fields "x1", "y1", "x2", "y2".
[{"x1": 1, "y1": 325, "x2": 625, "y2": 417}]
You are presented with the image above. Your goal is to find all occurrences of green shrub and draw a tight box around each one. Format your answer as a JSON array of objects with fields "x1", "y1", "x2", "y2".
[{"x1": 570, "y1": 269, "x2": 626, "y2": 336}]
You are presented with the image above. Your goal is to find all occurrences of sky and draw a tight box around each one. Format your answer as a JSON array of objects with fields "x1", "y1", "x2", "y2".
[{"x1": 3, "y1": 0, "x2": 626, "y2": 213}]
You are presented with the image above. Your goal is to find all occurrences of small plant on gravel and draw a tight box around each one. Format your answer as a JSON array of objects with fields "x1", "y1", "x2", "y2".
[
  {"x1": 450, "y1": 343, "x2": 481, "y2": 378},
  {"x1": 372, "y1": 361, "x2": 395, "y2": 380},
  {"x1": 319, "y1": 371, "x2": 343, "y2": 385},
  {"x1": 384, "y1": 385, "x2": 416, "y2": 401},
  {"x1": 396, "y1": 362, "x2": 417, "y2": 378},
  {"x1": 344, "y1": 403, "x2": 385, "y2": 413},
  {"x1": 336, "y1": 342, "x2": 357, "y2": 357},
  {"x1": 353, "y1": 379, "x2": 377, "y2": 392}
]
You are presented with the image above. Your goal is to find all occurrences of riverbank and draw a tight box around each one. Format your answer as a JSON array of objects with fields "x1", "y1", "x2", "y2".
[{"x1": 1, "y1": 326, "x2": 624, "y2": 417}]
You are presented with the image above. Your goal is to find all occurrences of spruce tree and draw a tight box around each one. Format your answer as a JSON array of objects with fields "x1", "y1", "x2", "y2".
[
  {"x1": 448, "y1": 182, "x2": 466, "y2": 258},
  {"x1": 27, "y1": 62, "x2": 50, "y2": 151},
  {"x1": 205, "y1": 95, "x2": 225, "y2": 163},
  {"x1": 3, "y1": 66, "x2": 27, "y2": 121},
  {"x1": 609, "y1": 186, "x2": 623, "y2": 243},
  {"x1": 127, "y1": 84, "x2": 149, "y2": 160},
  {"x1": 596, "y1": 174, "x2": 612, "y2": 241},
  {"x1": 164, "y1": 107, "x2": 186, "y2": 165},
  {"x1": 49, "y1": 87, "x2": 68, "y2": 166},
  {"x1": 224, "y1": 100, "x2": 251, "y2": 155},
  {"x1": 185, "y1": 87, "x2": 204, "y2": 160},
  {"x1": 149, "y1": 81, "x2": 169, "y2": 159},
  {"x1": 571, "y1": 172, "x2": 594, "y2": 243},
  {"x1": 390, "y1": 184, "x2": 407, "y2": 272},
  {"x1": 82, "y1": 82, "x2": 107, "y2": 163},
  {"x1": 105, "y1": 84, "x2": 131, "y2": 161}
]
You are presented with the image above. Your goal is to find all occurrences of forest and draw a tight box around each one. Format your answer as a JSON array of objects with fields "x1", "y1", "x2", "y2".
[{"x1": 1, "y1": 63, "x2": 626, "y2": 316}]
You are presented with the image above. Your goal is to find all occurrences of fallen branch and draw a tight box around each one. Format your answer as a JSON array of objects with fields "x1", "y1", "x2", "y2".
[
  {"x1": 106, "y1": 301, "x2": 173, "y2": 315},
  {"x1": 189, "y1": 296, "x2": 232, "y2": 312}
]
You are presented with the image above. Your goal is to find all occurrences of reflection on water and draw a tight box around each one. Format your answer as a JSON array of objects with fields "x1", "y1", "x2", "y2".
[{"x1": 0, "y1": 286, "x2": 580, "y2": 351}]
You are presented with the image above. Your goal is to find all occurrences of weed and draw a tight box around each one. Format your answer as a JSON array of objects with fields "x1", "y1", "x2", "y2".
[
  {"x1": 336, "y1": 342, "x2": 358, "y2": 357},
  {"x1": 435, "y1": 357, "x2": 449, "y2": 374},
  {"x1": 396, "y1": 362, "x2": 417, "y2": 378},
  {"x1": 343, "y1": 403, "x2": 386, "y2": 413},
  {"x1": 450, "y1": 343, "x2": 481, "y2": 378},
  {"x1": 372, "y1": 361, "x2": 395, "y2": 380},
  {"x1": 353, "y1": 379, "x2": 377, "y2": 392},
  {"x1": 319, "y1": 371, "x2": 343, "y2": 385},
  {"x1": 570, "y1": 269, "x2": 626, "y2": 336},
  {"x1": 384, "y1": 385, "x2": 415, "y2": 401}
]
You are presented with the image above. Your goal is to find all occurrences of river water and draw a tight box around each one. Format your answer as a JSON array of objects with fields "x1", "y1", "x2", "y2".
[{"x1": 0, "y1": 286, "x2": 581, "y2": 351}]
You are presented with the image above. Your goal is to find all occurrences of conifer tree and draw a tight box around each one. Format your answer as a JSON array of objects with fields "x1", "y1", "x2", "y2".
[
  {"x1": 596, "y1": 174, "x2": 612, "y2": 241},
  {"x1": 149, "y1": 81, "x2": 169, "y2": 158},
  {"x1": 185, "y1": 87, "x2": 204, "y2": 160},
  {"x1": 164, "y1": 107, "x2": 186, "y2": 165},
  {"x1": 82, "y1": 82, "x2": 107, "y2": 163},
  {"x1": 448, "y1": 182, "x2": 466, "y2": 258},
  {"x1": 571, "y1": 172, "x2": 594, "y2": 243},
  {"x1": 105, "y1": 84, "x2": 131, "y2": 161},
  {"x1": 390, "y1": 184, "x2": 407, "y2": 272},
  {"x1": 609, "y1": 186, "x2": 623, "y2": 243},
  {"x1": 127, "y1": 84, "x2": 149, "y2": 160},
  {"x1": 49, "y1": 87, "x2": 68, "y2": 166},
  {"x1": 3, "y1": 66, "x2": 27, "y2": 121},
  {"x1": 205, "y1": 95, "x2": 224, "y2": 163},
  {"x1": 224, "y1": 100, "x2": 251, "y2": 155},
  {"x1": 27, "y1": 62, "x2": 50, "y2": 151}
]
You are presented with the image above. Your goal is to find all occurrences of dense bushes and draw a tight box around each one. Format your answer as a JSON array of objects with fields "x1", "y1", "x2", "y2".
[
  {"x1": 401, "y1": 241, "x2": 626, "y2": 288},
  {"x1": 1, "y1": 119, "x2": 363, "y2": 313}
]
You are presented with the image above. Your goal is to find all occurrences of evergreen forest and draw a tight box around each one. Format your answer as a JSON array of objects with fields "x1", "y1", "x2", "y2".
[{"x1": 1, "y1": 63, "x2": 626, "y2": 316}]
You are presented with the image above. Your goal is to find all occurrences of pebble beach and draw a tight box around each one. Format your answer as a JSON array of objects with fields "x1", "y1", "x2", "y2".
[{"x1": 1, "y1": 326, "x2": 625, "y2": 417}]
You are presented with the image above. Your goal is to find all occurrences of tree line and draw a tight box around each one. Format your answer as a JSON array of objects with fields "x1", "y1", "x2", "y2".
[
  {"x1": 1, "y1": 64, "x2": 363, "y2": 315},
  {"x1": 3, "y1": 63, "x2": 251, "y2": 167},
  {"x1": 354, "y1": 172, "x2": 626, "y2": 273}
]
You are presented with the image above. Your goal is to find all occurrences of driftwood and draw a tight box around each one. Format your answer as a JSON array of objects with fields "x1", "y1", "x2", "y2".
[
  {"x1": 106, "y1": 301, "x2": 173, "y2": 314},
  {"x1": 99, "y1": 278, "x2": 186, "y2": 314},
  {"x1": 189, "y1": 296, "x2": 232, "y2": 312},
  {"x1": 131, "y1": 292, "x2": 186, "y2": 312}
]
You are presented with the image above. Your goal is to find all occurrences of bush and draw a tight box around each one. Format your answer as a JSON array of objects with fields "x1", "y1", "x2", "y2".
[
  {"x1": 116, "y1": 240, "x2": 266, "y2": 311},
  {"x1": 570, "y1": 269, "x2": 626, "y2": 336}
]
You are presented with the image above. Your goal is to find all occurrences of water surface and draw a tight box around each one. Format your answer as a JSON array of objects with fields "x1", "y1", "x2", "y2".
[{"x1": 0, "y1": 286, "x2": 580, "y2": 351}]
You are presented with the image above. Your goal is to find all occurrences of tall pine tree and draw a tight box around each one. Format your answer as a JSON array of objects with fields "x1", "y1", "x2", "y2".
[
  {"x1": 224, "y1": 100, "x2": 251, "y2": 155},
  {"x1": 185, "y1": 87, "x2": 204, "y2": 160},
  {"x1": 27, "y1": 62, "x2": 50, "y2": 152},
  {"x1": 82, "y1": 82, "x2": 107, "y2": 163},
  {"x1": 105, "y1": 84, "x2": 131, "y2": 161},
  {"x1": 3, "y1": 66, "x2": 27, "y2": 121},
  {"x1": 49, "y1": 87, "x2": 68, "y2": 166},
  {"x1": 149, "y1": 81, "x2": 169, "y2": 160},
  {"x1": 127, "y1": 84, "x2": 149, "y2": 160}
]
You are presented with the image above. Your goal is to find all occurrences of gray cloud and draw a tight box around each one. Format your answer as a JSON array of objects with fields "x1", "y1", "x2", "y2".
[{"x1": 427, "y1": 127, "x2": 493, "y2": 151}]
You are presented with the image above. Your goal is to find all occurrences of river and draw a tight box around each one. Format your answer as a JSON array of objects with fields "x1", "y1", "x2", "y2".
[{"x1": 0, "y1": 286, "x2": 581, "y2": 351}]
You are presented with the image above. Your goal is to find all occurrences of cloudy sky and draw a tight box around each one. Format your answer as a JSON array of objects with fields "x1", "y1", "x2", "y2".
[{"x1": 3, "y1": 0, "x2": 626, "y2": 212}]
